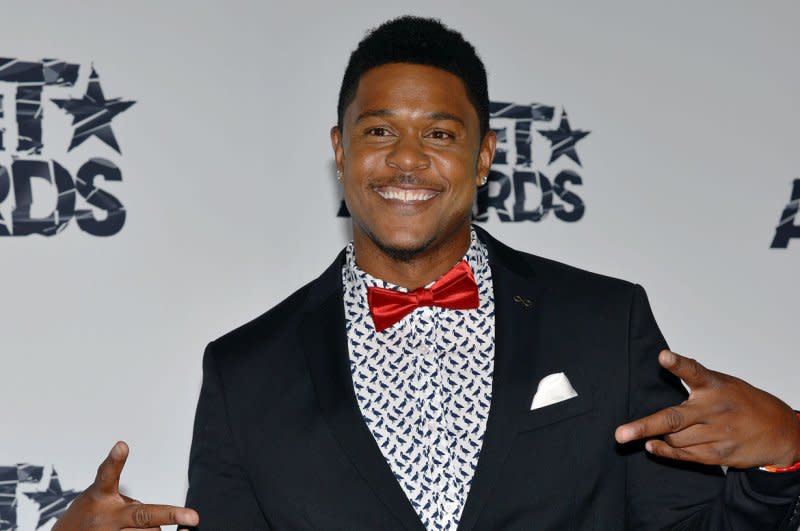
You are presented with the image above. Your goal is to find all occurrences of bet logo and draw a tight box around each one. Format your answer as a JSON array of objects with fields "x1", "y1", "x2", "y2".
[
  {"x1": 770, "y1": 179, "x2": 800, "y2": 249},
  {"x1": 0, "y1": 464, "x2": 80, "y2": 530},
  {"x1": 0, "y1": 58, "x2": 134, "y2": 237}
]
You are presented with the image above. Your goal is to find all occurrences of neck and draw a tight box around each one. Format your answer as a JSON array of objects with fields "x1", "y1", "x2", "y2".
[{"x1": 352, "y1": 225, "x2": 472, "y2": 290}]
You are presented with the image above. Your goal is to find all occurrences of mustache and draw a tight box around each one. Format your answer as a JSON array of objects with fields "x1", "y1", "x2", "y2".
[{"x1": 371, "y1": 173, "x2": 439, "y2": 189}]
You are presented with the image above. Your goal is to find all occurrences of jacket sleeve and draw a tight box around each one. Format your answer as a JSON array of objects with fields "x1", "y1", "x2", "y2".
[
  {"x1": 624, "y1": 284, "x2": 800, "y2": 530},
  {"x1": 184, "y1": 342, "x2": 273, "y2": 530}
]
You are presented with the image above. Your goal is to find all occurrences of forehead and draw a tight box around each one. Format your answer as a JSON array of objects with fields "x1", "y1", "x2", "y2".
[{"x1": 346, "y1": 63, "x2": 478, "y2": 125}]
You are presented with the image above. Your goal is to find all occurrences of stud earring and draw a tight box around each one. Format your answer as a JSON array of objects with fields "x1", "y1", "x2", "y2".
[
  {"x1": 336, "y1": 169, "x2": 342, "y2": 182},
  {"x1": 478, "y1": 175, "x2": 488, "y2": 186}
]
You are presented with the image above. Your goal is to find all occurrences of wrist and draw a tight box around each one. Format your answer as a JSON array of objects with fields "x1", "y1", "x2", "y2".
[{"x1": 761, "y1": 411, "x2": 800, "y2": 472}]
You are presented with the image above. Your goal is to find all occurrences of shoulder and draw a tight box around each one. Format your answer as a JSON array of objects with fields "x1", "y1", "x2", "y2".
[
  {"x1": 528, "y1": 251, "x2": 638, "y2": 301},
  {"x1": 477, "y1": 225, "x2": 640, "y2": 303},
  {"x1": 206, "y1": 250, "x2": 344, "y2": 365},
  {"x1": 212, "y1": 281, "x2": 313, "y2": 350}
]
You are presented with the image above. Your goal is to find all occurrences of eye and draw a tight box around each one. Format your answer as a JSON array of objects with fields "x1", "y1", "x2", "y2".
[
  {"x1": 427, "y1": 130, "x2": 455, "y2": 140},
  {"x1": 365, "y1": 127, "x2": 393, "y2": 137}
]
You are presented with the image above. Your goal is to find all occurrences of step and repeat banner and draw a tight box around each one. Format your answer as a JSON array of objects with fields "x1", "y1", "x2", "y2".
[{"x1": 1, "y1": 1, "x2": 798, "y2": 529}]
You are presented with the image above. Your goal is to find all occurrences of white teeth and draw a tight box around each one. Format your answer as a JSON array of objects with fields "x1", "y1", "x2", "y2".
[{"x1": 376, "y1": 189, "x2": 437, "y2": 202}]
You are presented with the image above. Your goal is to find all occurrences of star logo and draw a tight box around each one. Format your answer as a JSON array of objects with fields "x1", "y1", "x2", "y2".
[
  {"x1": 537, "y1": 109, "x2": 590, "y2": 166},
  {"x1": 51, "y1": 66, "x2": 135, "y2": 153},
  {"x1": 22, "y1": 468, "x2": 80, "y2": 529}
]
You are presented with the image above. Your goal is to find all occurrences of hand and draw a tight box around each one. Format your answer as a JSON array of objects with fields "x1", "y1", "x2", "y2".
[
  {"x1": 615, "y1": 350, "x2": 800, "y2": 469},
  {"x1": 53, "y1": 441, "x2": 199, "y2": 531}
]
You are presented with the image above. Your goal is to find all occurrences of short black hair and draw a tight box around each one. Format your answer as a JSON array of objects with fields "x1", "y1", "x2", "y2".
[{"x1": 337, "y1": 16, "x2": 489, "y2": 138}]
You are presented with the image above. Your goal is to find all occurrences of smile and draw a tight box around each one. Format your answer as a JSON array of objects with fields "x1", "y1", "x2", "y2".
[{"x1": 373, "y1": 186, "x2": 440, "y2": 203}]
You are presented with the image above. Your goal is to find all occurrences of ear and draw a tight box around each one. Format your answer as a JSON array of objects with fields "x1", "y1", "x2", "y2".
[
  {"x1": 330, "y1": 125, "x2": 345, "y2": 174},
  {"x1": 476, "y1": 130, "x2": 497, "y2": 185}
]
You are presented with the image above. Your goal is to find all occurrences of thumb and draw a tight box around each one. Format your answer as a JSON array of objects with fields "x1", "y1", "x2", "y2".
[{"x1": 93, "y1": 441, "x2": 128, "y2": 494}]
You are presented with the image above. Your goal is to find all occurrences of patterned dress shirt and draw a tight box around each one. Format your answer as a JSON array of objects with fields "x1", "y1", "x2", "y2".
[{"x1": 342, "y1": 230, "x2": 496, "y2": 531}]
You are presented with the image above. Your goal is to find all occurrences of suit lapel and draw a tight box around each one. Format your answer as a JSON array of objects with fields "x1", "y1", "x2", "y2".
[
  {"x1": 457, "y1": 227, "x2": 543, "y2": 531},
  {"x1": 300, "y1": 254, "x2": 426, "y2": 531}
]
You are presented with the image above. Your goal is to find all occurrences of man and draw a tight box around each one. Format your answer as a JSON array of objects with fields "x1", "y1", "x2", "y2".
[{"x1": 55, "y1": 16, "x2": 800, "y2": 530}]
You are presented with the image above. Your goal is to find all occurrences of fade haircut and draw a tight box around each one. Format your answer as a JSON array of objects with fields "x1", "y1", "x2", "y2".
[{"x1": 337, "y1": 16, "x2": 489, "y2": 138}]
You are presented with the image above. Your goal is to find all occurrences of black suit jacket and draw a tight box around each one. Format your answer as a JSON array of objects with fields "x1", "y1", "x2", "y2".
[{"x1": 186, "y1": 227, "x2": 800, "y2": 530}]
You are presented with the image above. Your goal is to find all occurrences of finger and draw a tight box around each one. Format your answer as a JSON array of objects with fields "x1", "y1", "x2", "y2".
[
  {"x1": 120, "y1": 498, "x2": 159, "y2": 531},
  {"x1": 645, "y1": 439, "x2": 736, "y2": 466},
  {"x1": 616, "y1": 403, "x2": 703, "y2": 443},
  {"x1": 119, "y1": 503, "x2": 199, "y2": 528},
  {"x1": 658, "y1": 350, "x2": 714, "y2": 389},
  {"x1": 663, "y1": 424, "x2": 720, "y2": 448},
  {"x1": 94, "y1": 441, "x2": 129, "y2": 494}
]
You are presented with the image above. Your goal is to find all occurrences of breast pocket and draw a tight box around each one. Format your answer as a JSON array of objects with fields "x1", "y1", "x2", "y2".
[{"x1": 517, "y1": 394, "x2": 593, "y2": 433}]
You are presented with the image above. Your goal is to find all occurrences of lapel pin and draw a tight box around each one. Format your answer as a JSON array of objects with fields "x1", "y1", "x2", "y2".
[{"x1": 513, "y1": 295, "x2": 533, "y2": 309}]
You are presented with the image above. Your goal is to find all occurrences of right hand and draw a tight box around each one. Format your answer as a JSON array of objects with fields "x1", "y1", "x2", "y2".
[{"x1": 53, "y1": 441, "x2": 199, "y2": 531}]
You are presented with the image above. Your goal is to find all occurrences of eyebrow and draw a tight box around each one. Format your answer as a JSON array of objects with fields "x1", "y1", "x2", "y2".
[{"x1": 354, "y1": 109, "x2": 466, "y2": 127}]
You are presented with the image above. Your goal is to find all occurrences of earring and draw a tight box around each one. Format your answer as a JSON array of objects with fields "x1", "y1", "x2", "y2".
[
  {"x1": 478, "y1": 175, "x2": 488, "y2": 186},
  {"x1": 336, "y1": 169, "x2": 342, "y2": 182}
]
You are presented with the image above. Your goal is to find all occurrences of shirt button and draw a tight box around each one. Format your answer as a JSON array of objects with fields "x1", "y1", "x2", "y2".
[
  {"x1": 427, "y1": 420, "x2": 437, "y2": 433},
  {"x1": 443, "y1": 500, "x2": 459, "y2": 514}
]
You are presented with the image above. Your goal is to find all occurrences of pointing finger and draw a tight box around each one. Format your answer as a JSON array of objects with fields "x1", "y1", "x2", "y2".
[
  {"x1": 658, "y1": 350, "x2": 714, "y2": 389},
  {"x1": 94, "y1": 441, "x2": 128, "y2": 494},
  {"x1": 119, "y1": 503, "x2": 199, "y2": 528},
  {"x1": 616, "y1": 403, "x2": 702, "y2": 443},
  {"x1": 119, "y1": 498, "x2": 164, "y2": 531}
]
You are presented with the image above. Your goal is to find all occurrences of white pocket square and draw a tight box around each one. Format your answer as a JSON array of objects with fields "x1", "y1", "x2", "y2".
[{"x1": 530, "y1": 372, "x2": 578, "y2": 410}]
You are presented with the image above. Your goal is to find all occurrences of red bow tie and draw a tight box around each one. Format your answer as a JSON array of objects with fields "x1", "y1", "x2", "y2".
[{"x1": 367, "y1": 260, "x2": 480, "y2": 332}]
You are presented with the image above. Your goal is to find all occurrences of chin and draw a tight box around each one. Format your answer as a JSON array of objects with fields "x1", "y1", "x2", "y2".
[{"x1": 366, "y1": 225, "x2": 437, "y2": 263}]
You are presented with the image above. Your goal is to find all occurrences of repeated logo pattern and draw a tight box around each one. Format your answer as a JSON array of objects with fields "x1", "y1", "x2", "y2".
[
  {"x1": 0, "y1": 59, "x2": 133, "y2": 237},
  {"x1": 0, "y1": 465, "x2": 79, "y2": 530},
  {"x1": 770, "y1": 178, "x2": 800, "y2": 249},
  {"x1": 342, "y1": 231, "x2": 495, "y2": 531}
]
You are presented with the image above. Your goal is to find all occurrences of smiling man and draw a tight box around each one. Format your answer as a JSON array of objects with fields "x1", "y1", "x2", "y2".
[
  {"x1": 54, "y1": 16, "x2": 800, "y2": 531},
  {"x1": 331, "y1": 59, "x2": 495, "y2": 288}
]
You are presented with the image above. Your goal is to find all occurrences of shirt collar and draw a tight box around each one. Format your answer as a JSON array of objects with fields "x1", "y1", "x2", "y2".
[{"x1": 343, "y1": 228, "x2": 490, "y2": 293}]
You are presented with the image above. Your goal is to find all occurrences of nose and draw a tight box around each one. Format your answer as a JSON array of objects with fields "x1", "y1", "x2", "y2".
[{"x1": 385, "y1": 134, "x2": 430, "y2": 173}]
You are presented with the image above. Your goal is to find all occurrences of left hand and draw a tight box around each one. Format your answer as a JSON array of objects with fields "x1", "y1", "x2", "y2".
[
  {"x1": 53, "y1": 441, "x2": 199, "y2": 531},
  {"x1": 615, "y1": 350, "x2": 800, "y2": 469}
]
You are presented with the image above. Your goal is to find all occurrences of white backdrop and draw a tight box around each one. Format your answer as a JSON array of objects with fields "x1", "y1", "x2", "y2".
[{"x1": 1, "y1": 1, "x2": 798, "y2": 529}]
